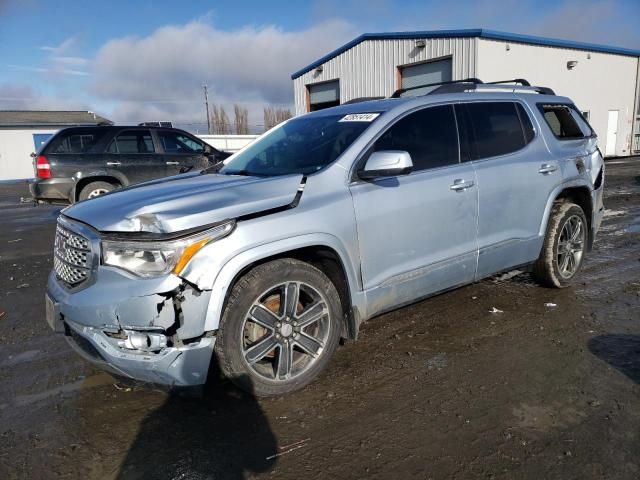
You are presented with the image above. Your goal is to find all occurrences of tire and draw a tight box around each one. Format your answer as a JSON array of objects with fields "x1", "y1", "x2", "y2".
[
  {"x1": 78, "y1": 181, "x2": 115, "y2": 201},
  {"x1": 532, "y1": 201, "x2": 588, "y2": 288},
  {"x1": 214, "y1": 258, "x2": 342, "y2": 396}
]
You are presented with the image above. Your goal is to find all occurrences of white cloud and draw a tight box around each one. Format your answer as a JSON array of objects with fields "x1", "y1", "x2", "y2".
[{"x1": 90, "y1": 19, "x2": 357, "y2": 125}]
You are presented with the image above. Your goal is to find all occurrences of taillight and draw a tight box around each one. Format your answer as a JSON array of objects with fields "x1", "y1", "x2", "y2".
[{"x1": 36, "y1": 155, "x2": 51, "y2": 179}]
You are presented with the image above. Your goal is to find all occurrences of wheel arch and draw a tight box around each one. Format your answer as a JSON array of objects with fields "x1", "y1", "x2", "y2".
[
  {"x1": 539, "y1": 181, "x2": 594, "y2": 248},
  {"x1": 72, "y1": 173, "x2": 126, "y2": 202},
  {"x1": 200, "y1": 235, "x2": 365, "y2": 340}
]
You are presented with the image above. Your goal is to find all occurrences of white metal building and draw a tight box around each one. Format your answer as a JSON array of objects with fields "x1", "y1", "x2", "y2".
[
  {"x1": 292, "y1": 29, "x2": 640, "y2": 157},
  {"x1": 0, "y1": 111, "x2": 113, "y2": 181}
]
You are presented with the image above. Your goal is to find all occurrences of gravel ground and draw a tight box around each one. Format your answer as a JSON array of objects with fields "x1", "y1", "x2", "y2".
[{"x1": 0, "y1": 158, "x2": 639, "y2": 479}]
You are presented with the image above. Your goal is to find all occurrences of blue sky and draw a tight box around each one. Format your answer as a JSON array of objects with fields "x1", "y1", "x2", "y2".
[{"x1": 1, "y1": 0, "x2": 638, "y2": 130}]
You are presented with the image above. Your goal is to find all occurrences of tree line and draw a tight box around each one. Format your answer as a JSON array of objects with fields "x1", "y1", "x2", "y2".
[{"x1": 209, "y1": 104, "x2": 292, "y2": 134}]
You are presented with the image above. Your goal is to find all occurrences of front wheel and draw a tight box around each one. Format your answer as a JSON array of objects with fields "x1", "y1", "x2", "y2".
[
  {"x1": 532, "y1": 202, "x2": 588, "y2": 288},
  {"x1": 214, "y1": 259, "x2": 342, "y2": 396}
]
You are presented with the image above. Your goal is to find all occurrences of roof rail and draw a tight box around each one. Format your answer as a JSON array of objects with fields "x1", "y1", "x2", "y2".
[
  {"x1": 486, "y1": 78, "x2": 531, "y2": 86},
  {"x1": 343, "y1": 96, "x2": 385, "y2": 104},
  {"x1": 390, "y1": 78, "x2": 483, "y2": 98},
  {"x1": 390, "y1": 77, "x2": 556, "y2": 97},
  {"x1": 484, "y1": 78, "x2": 555, "y2": 94}
]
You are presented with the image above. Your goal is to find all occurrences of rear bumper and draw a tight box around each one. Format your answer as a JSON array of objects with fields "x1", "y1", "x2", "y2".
[{"x1": 30, "y1": 178, "x2": 74, "y2": 202}]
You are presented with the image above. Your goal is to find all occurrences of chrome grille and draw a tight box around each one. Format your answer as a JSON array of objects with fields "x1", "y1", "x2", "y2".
[{"x1": 54, "y1": 223, "x2": 93, "y2": 287}]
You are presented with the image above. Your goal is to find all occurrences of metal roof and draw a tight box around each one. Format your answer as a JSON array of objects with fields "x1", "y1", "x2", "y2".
[
  {"x1": 0, "y1": 110, "x2": 113, "y2": 127},
  {"x1": 291, "y1": 29, "x2": 640, "y2": 79}
]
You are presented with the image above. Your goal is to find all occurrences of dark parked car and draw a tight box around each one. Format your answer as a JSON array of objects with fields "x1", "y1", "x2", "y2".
[{"x1": 30, "y1": 126, "x2": 231, "y2": 203}]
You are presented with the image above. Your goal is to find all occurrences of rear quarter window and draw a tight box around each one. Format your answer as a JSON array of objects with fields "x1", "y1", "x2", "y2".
[
  {"x1": 538, "y1": 104, "x2": 591, "y2": 139},
  {"x1": 49, "y1": 130, "x2": 108, "y2": 153}
]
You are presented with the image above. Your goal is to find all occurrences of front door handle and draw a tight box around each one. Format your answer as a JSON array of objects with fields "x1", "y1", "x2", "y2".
[
  {"x1": 106, "y1": 161, "x2": 121, "y2": 166},
  {"x1": 450, "y1": 179, "x2": 475, "y2": 191},
  {"x1": 538, "y1": 164, "x2": 557, "y2": 174},
  {"x1": 166, "y1": 161, "x2": 180, "y2": 165}
]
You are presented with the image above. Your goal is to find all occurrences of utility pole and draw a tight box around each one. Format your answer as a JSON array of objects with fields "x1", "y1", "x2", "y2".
[{"x1": 202, "y1": 84, "x2": 211, "y2": 134}]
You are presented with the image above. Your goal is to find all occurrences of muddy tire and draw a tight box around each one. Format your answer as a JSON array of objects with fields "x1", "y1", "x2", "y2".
[
  {"x1": 214, "y1": 258, "x2": 342, "y2": 396},
  {"x1": 532, "y1": 201, "x2": 588, "y2": 288},
  {"x1": 78, "y1": 181, "x2": 115, "y2": 201}
]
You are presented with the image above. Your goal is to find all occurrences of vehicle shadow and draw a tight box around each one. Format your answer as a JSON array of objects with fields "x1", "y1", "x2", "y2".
[
  {"x1": 588, "y1": 334, "x2": 640, "y2": 385},
  {"x1": 116, "y1": 355, "x2": 277, "y2": 479}
]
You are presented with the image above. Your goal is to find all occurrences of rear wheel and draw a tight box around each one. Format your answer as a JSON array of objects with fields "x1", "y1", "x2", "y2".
[
  {"x1": 78, "y1": 181, "x2": 115, "y2": 201},
  {"x1": 215, "y1": 259, "x2": 342, "y2": 396},
  {"x1": 532, "y1": 202, "x2": 587, "y2": 288}
]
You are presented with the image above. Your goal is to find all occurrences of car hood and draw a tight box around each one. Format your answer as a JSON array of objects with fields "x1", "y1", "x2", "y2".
[{"x1": 62, "y1": 172, "x2": 304, "y2": 233}]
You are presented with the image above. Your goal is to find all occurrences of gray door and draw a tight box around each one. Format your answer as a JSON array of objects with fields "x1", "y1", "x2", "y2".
[
  {"x1": 401, "y1": 58, "x2": 452, "y2": 94},
  {"x1": 349, "y1": 105, "x2": 478, "y2": 317},
  {"x1": 308, "y1": 80, "x2": 340, "y2": 111},
  {"x1": 457, "y1": 102, "x2": 559, "y2": 278},
  {"x1": 104, "y1": 129, "x2": 167, "y2": 184}
]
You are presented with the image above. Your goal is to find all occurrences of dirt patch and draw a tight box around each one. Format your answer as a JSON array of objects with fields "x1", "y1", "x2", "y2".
[{"x1": 1, "y1": 159, "x2": 640, "y2": 479}]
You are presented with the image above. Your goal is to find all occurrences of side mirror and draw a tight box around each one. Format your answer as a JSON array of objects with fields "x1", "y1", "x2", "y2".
[{"x1": 359, "y1": 150, "x2": 413, "y2": 179}]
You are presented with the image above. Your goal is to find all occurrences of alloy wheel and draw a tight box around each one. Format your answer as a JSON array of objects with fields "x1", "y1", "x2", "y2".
[
  {"x1": 87, "y1": 188, "x2": 109, "y2": 198},
  {"x1": 557, "y1": 214, "x2": 585, "y2": 278},
  {"x1": 241, "y1": 281, "x2": 331, "y2": 382}
]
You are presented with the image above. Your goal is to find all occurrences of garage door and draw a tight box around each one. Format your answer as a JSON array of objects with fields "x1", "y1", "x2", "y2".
[
  {"x1": 401, "y1": 58, "x2": 452, "y2": 95},
  {"x1": 308, "y1": 80, "x2": 340, "y2": 111}
]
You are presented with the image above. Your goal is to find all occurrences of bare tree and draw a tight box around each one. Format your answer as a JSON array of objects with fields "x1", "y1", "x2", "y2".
[
  {"x1": 211, "y1": 104, "x2": 231, "y2": 135},
  {"x1": 276, "y1": 107, "x2": 292, "y2": 124},
  {"x1": 263, "y1": 106, "x2": 293, "y2": 132},
  {"x1": 233, "y1": 104, "x2": 249, "y2": 135}
]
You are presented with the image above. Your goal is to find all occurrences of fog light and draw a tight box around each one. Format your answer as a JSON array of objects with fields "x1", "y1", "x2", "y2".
[{"x1": 122, "y1": 330, "x2": 167, "y2": 352}]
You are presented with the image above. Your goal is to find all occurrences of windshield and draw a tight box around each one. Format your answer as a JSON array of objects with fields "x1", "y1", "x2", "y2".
[{"x1": 218, "y1": 114, "x2": 378, "y2": 176}]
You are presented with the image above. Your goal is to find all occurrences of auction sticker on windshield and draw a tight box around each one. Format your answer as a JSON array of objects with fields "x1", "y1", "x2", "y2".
[{"x1": 339, "y1": 113, "x2": 380, "y2": 122}]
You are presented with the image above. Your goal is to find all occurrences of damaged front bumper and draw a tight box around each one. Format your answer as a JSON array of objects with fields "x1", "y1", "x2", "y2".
[{"x1": 46, "y1": 269, "x2": 215, "y2": 387}]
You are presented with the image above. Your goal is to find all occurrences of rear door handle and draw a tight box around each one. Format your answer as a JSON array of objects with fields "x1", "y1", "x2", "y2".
[
  {"x1": 106, "y1": 161, "x2": 121, "y2": 166},
  {"x1": 538, "y1": 164, "x2": 557, "y2": 174},
  {"x1": 166, "y1": 161, "x2": 180, "y2": 165},
  {"x1": 450, "y1": 179, "x2": 474, "y2": 191}
]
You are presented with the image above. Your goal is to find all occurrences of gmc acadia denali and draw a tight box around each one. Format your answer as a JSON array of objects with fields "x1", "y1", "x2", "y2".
[{"x1": 45, "y1": 79, "x2": 604, "y2": 396}]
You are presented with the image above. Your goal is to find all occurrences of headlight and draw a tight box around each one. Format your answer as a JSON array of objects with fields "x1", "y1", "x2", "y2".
[{"x1": 102, "y1": 221, "x2": 234, "y2": 277}]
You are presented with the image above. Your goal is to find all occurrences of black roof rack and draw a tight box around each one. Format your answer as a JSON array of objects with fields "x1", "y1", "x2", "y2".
[
  {"x1": 390, "y1": 78, "x2": 483, "y2": 98},
  {"x1": 390, "y1": 77, "x2": 555, "y2": 98},
  {"x1": 484, "y1": 79, "x2": 555, "y2": 94},
  {"x1": 486, "y1": 78, "x2": 531, "y2": 86},
  {"x1": 343, "y1": 96, "x2": 385, "y2": 105}
]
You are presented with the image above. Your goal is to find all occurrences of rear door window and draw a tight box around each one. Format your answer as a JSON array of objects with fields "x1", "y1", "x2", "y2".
[
  {"x1": 107, "y1": 130, "x2": 155, "y2": 153},
  {"x1": 516, "y1": 103, "x2": 536, "y2": 144},
  {"x1": 538, "y1": 104, "x2": 590, "y2": 139},
  {"x1": 463, "y1": 102, "x2": 527, "y2": 160},
  {"x1": 373, "y1": 104, "x2": 459, "y2": 171},
  {"x1": 158, "y1": 131, "x2": 204, "y2": 153}
]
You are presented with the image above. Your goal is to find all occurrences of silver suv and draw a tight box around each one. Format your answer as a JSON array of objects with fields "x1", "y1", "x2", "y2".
[{"x1": 46, "y1": 79, "x2": 605, "y2": 396}]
